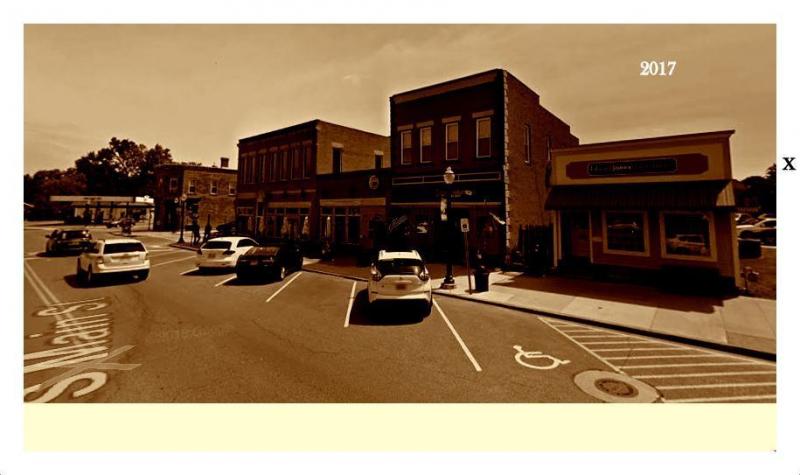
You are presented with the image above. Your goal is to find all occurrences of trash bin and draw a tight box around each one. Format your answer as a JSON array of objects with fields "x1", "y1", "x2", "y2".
[
  {"x1": 474, "y1": 268, "x2": 490, "y2": 293},
  {"x1": 738, "y1": 238, "x2": 762, "y2": 259}
]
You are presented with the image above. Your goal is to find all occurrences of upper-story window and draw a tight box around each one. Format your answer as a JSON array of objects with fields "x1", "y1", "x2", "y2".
[
  {"x1": 270, "y1": 151, "x2": 279, "y2": 182},
  {"x1": 476, "y1": 117, "x2": 492, "y2": 158},
  {"x1": 303, "y1": 144, "x2": 313, "y2": 179},
  {"x1": 228, "y1": 181, "x2": 236, "y2": 195},
  {"x1": 332, "y1": 147, "x2": 343, "y2": 174},
  {"x1": 446, "y1": 122, "x2": 459, "y2": 161},
  {"x1": 280, "y1": 149, "x2": 289, "y2": 181},
  {"x1": 290, "y1": 146, "x2": 300, "y2": 180},
  {"x1": 210, "y1": 180, "x2": 218, "y2": 195},
  {"x1": 419, "y1": 127, "x2": 432, "y2": 163},
  {"x1": 260, "y1": 154, "x2": 268, "y2": 183},
  {"x1": 400, "y1": 130, "x2": 412, "y2": 165},
  {"x1": 169, "y1": 177, "x2": 178, "y2": 192},
  {"x1": 524, "y1": 124, "x2": 532, "y2": 165},
  {"x1": 187, "y1": 179, "x2": 197, "y2": 194},
  {"x1": 374, "y1": 154, "x2": 382, "y2": 170}
]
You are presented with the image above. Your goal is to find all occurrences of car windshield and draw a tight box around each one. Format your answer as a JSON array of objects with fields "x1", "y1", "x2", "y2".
[
  {"x1": 202, "y1": 241, "x2": 232, "y2": 250},
  {"x1": 103, "y1": 242, "x2": 145, "y2": 254},
  {"x1": 377, "y1": 259, "x2": 424, "y2": 276},
  {"x1": 62, "y1": 230, "x2": 88, "y2": 239}
]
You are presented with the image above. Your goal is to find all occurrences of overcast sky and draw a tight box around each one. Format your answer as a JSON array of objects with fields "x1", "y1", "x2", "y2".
[{"x1": 24, "y1": 24, "x2": 775, "y2": 179}]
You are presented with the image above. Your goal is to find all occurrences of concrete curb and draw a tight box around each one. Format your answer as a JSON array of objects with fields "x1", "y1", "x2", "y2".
[
  {"x1": 168, "y1": 243, "x2": 200, "y2": 251},
  {"x1": 432, "y1": 289, "x2": 776, "y2": 361},
  {"x1": 303, "y1": 265, "x2": 775, "y2": 361}
]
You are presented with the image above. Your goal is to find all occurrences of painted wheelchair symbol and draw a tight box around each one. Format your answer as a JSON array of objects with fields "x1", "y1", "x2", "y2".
[{"x1": 513, "y1": 345, "x2": 571, "y2": 370}]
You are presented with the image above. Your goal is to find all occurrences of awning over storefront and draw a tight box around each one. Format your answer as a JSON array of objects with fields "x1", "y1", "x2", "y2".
[{"x1": 545, "y1": 181, "x2": 735, "y2": 210}]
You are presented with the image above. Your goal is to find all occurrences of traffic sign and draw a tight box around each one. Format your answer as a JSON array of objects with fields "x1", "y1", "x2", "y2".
[{"x1": 460, "y1": 218, "x2": 470, "y2": 233}]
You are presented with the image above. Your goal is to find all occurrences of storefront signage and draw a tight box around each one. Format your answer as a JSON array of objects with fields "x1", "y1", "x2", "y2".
[
  {"x1": 368, "y1": 174, "x2": 380, "y2": 190},
  {"x1": 566, "y1": 153, "x2": 708, "y2": 179}
]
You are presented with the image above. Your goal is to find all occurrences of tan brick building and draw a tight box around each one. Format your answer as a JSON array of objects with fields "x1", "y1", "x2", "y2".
[
  {"x1": 236, "y1": 120, "x2": 389, "y2": 250},
  {"x1": 153, "y1": 160, "x2": 238, "y2": 231}
]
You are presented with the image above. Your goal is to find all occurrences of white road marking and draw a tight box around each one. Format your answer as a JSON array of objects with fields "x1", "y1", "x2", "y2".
[
  {"x1": 656, "y1": 382, "x2": 776, "y2": 390},
  {"x1": 43, "y1": 297, "x2": 105, "y2": 307},
  {"x1": 513, "y1": 345, "x2": 570, "y2": 370},
  {"x1": 214, "y1": 275, "x2": 237, "y2": 287},
  {"x1": 343, "y1": 281, "x2": 357, "y2": 328},
  {"x1": 432, "y1": 299, "x2": 482, "y2": 372},
  {"x1": 151, "y1": 255, "x2": 196, "y2": 268},
  {"x1": 582, "y1": 341, "x2": 664, "y2": 346},
  {"x1": 24, "y1": 268, "x2": 54, "y2": 306},
  {"x1": 666, "y1": 394, "x2": 776, "y2": 403},
  {"x1": 540, "y1": 318, "x2": 622, "y2": 373},
  {"x1": 605, "y1": 354, "x2": 727, "y2": 361},
  {"x1": 620, "y1": 361, "x2": 774, "y2": 369},
  {"x1": 573, "y1": 335, "x2": 649, "y2": 340},
  {"x1": 636, "y1": 371, "x2": 776, "y2": 379},
  {"x1": 593, "y1": 347, "x2": 692, "y2": 352},
  {"x1": 180, "y1": 268, "x2": 198, "y2": 275},
  {"x1": 28, "y1": 334, "x2": 43, "y2": 338},
  {"x1": 265, "y1": 272, "x2": 303, "y2": 303}
]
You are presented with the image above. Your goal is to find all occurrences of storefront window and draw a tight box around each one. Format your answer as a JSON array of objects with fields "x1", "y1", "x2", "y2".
[
  {"x1": 662, "y1": 212, "x2": 713, "y2": 258},
  {"x1": 604, "y1": 211, "x2": 648, "y2": 254}
]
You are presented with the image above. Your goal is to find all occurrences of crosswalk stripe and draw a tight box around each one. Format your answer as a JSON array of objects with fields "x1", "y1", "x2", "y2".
[
  {"x1": 665, "y1": 394, "x2": 776, "y2": 403},
  {"x1": 656, "y1": 382, "x2": 776, "y2": 390},
  {"x1": 636, "y1": 371, "x2": 776, "y2": 379},
  {"x1": 621, "y1": 361, "x2": 774, "y2": 369}
]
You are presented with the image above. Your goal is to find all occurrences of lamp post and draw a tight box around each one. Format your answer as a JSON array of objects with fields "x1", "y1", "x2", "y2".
[
  {"x1": 441, "y1": 166, "x2": 456, "y2": 289},
  {"x1": 177, "y1": 193, "x2": 187, "y2": 244}
]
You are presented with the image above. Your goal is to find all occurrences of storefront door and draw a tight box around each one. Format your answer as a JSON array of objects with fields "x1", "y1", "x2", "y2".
[{"x1": 562, "y1": 211, "x2": 590, "y2": 263}]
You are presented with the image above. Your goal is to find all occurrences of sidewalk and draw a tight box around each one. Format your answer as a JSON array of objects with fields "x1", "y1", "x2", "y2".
[{"x1": 304, "y1": 257, "x2": 776, "y2": 356}]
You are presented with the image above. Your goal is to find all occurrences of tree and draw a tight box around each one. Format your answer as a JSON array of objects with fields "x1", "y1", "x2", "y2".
[
  {"x1": 75, "y1": 137, "x2": 172, "y2": 196},
  {"x1": 24, "y1": 168, "x2": 87, "y2": 219},
  {"x1": 736, "y1": 164, "x2": 776, "y2": 215}
]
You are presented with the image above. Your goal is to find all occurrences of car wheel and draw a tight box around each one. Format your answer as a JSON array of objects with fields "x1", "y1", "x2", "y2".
[
  {"x1": 421, "y1": 300, "x2": 432, "y2": 318},
  {"x1": 85, "y1": 266, "x2": 94, "y2": 286},
  {"x1": 76, "y1": 261, "x2": 86, "y2": 283}
]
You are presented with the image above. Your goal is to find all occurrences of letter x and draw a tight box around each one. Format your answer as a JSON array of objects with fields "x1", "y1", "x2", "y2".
[{"x1": 783, "y1": 156, "x2": 796, "y2": 171}]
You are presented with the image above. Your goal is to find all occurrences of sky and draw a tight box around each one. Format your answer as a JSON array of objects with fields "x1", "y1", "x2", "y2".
[{"x1": 24, "y1": 24, "x2": 775, "y2": 179}]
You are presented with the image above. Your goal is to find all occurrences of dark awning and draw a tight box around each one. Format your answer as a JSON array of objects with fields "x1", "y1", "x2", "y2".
[{"x1": 545, "y1": 181, "x2": 735, "y2": 210}]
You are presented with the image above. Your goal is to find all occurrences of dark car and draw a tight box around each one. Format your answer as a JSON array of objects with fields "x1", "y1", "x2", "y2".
[
  {"x1": 45, "y1": 228, "x2": 92, "y2": 255},
  {"x1": 235, "y1": 242, "x2": 303, "y2": 281}
]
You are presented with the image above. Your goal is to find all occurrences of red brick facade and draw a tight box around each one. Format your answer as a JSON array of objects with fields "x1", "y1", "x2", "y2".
[{"x1": 153, "y1": 163, "x2": 238, "y2": 231}]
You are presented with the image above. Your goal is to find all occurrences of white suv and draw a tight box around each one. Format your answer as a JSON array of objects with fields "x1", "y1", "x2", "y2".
[
  {"x1": 368, "y1": 250, "x2": 432, "y2": 314},
  {"x1": 76, "y1": 238, "x2": 150, "y2": 285},
  {"x1": 196, "y1": 236, "x2": 258, "y2": 270}
]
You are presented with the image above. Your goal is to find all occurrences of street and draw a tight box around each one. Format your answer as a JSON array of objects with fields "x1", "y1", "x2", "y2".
[{"x1": 23, "y1": 225, "x2": 776, "y2": 403}]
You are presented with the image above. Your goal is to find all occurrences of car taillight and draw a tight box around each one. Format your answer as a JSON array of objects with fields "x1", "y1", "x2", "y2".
[
  {"x1": 418, "y1": 268, "x2": 430, "y2": 281},
  {"x1": 370, "y1": 265, "x2": 382, "y2": 282}
]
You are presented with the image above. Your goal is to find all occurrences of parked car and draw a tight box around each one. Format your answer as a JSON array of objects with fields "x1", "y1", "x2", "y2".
[
  {"x1": 737, "y1": 218, "x2": 776, "y2": 245},
  {"x1": 235, "y1": 241, "x2": 303, "y2": 281},
  {"x1": 368, "y1": 250, "x2": 432, "y2": 315},
  {"x1": 665, "y1": 234, "x2": 709, "y2": 256},
  {"x1": 76, "y1": 238, "x2": 150, "y2": 285},
  {"x1": 195, "y1": 236, "x2": 257, "y2": 271},
  {"x1": 45, "y1": 228, "x2": 92, "y2": 255},
  {"x1": 213, "y1": 221, "x2": 237, "y2": 237}
]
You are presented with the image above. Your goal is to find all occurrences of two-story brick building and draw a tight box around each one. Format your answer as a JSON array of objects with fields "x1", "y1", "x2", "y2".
[
  {"x1": 388, "y1": 69, "x2": 579, "y2": 264},
  {"x1": 153, "y1": 159, "x2": 238, "y2": 231},
  {"x1": 236, "y1": 120, "x2": 389, "y2": 250}
]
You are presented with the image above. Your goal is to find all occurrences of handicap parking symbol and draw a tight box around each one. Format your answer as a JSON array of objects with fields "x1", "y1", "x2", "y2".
[{"x1": 513, "y1": 345, "x2": 571, "y2": 370}]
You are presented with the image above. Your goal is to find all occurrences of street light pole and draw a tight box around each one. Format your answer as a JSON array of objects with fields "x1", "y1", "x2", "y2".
[
  {"x1": 441, "y1": 166, "x2": 456, "y2": 289},
  {"x1": 177, "y1": 193, "x2": 187, "y2": 244}
]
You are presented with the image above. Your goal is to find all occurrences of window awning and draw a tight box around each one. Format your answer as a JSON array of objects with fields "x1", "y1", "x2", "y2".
[{"x1": 545, "y1": 181, "x2": 735, "y2": 210}]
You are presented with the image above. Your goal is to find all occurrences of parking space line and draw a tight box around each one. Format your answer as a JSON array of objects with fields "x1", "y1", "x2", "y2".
[
  {"x1": 620, "y1": 361, "x2": 774, "y2": 369},
  {"x1": 656, "y1": 382, "x2": 776, "y2": 390},
  {"x1": 215, "y1": 275, "x2": 237, "y2": 287},
  {"x1": 343, "y1": 282, "x2": 357, "y2": 328},
  {"x1": 432, "y1": 299, "x2": 482, "y2": 372},
  {"x1": 573, "y1": 335, "x2": 650, "y2": 340},
  {"x1": 636, "y1": 371, "x2": 776, "y2": 379},
  {"x1": 151, "y1": 255, "x2": 197, "y2": 268},
  {"x1": 180, "y1": 268, "x2": 198, "y2": 275},
  {"x1": 593, "y1": 347, "x2": 689, "y2": 352},
  {"x1": 666, "y1": 395, "x2": 776, "y2": 403},
  {"x1": 265, "y1": 272, "x2": 303, "y2": 303},
  {"x1": 582, "y1": 341, "x2": 663, "y2": 346},
  {"x1": 40, "y1": 297, "x2": 105, "y2": 306},
  {"x1": 605, "y1": 354, "x2": 723, "y2": 361}
]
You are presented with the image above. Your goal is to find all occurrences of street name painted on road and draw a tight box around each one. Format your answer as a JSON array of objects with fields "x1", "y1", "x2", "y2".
[{"x1": 24, "y1": 298, "x2": 141, "y2": 403}]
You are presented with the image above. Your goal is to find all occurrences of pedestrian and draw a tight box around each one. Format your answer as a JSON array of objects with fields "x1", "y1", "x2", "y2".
[
  {"x1": 191, "y1": 221, "x2": 200, "y2": 246},
  {"x1": 204, "y1": 221, "x2": 212, "y2": 243}
]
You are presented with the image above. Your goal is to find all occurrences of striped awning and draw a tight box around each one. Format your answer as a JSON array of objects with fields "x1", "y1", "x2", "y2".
[{"x1": 545, "y1": 181, "x2": 735, "y2": 210}]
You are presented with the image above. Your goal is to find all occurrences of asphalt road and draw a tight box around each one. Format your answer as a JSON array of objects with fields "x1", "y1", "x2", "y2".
[{"x1": 22, "y1": 225, "x2": 776, "y2": 403}]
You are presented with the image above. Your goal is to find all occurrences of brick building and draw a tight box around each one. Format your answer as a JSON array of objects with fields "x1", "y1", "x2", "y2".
[
  {"x1": 388, "y1": 69, "x2": 579, "y2": 264},
  {"x1": 236, "y1": 120, "x2": 389, "y2": 250},
  {"x1": 153, "y1": 159, "x2": 238, "y2": 231}
]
